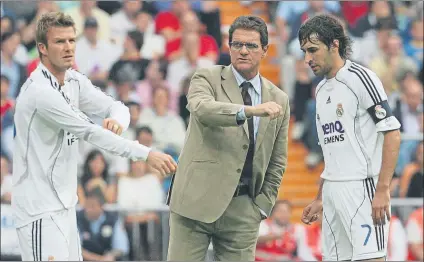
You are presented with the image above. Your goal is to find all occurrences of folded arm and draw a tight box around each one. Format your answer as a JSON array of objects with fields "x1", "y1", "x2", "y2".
[
  {"x1": 36, "y1": 85, "x2": 150, "y2": 161},
  {"x1": 187, "y1": 72, "x2": 244, "y2": 127},
  {"x1": 78, "y1": 75, "x2": 130, "y2": 131}
]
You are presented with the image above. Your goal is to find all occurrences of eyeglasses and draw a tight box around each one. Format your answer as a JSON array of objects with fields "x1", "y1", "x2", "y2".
[{"x1": 229, "y1": 41, "x2": 261, "y2": 51}]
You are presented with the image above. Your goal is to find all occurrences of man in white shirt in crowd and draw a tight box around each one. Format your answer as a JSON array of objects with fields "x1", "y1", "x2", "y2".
[
  {"x1": 299, "y1": 14, "x2": 401, "y2": 261},
  {"x1": 12, "y1": 12, "x2": 177, "y2": 261}
]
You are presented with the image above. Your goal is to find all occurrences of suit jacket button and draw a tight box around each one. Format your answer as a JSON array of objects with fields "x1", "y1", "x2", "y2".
[
  {"x1": 237, "y1": 169, "x2": 241, "y2": 173},
  {"x1": 243, "y1": 144, "x2": 248, "y2": 150}
]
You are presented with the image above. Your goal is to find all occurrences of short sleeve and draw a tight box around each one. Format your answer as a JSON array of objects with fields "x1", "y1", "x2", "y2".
[{"x1": 348, "y1": 63, "x2": 401, "y2": 132}]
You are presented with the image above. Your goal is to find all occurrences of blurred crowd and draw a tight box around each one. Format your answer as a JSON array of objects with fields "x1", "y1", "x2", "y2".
[{"x1": 0, "y1": 1, "x2": 422, "y2": 261}]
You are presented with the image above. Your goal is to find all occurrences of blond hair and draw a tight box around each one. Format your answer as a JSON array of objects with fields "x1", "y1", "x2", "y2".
[{"x1": 35, "y1": 12, "x2": 75, "y2": 58}]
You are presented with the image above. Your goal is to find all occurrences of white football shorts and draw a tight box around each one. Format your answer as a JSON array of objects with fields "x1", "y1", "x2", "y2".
[
  {"x1": 16, "y1": 207, "x2": 82, "y2": 261},
  {"x1": 322, "y1": 177, "x2": 389, "y2": 261}
]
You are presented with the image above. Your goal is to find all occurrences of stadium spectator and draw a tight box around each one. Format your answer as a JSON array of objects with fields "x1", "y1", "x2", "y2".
[
  {"x1": 154, "y1": 0, "x2": 191, "y2": 42},
  {"x1": 136, "y1": 58, "x2": 179, "y2": 113},
  {"x1": 288, "y1": 0, "x2": 340, "y2": 44},
  {"x1": 0, "y1": 154, "x2": 12, "y2": 204},
  {"x1": 403, "y1": 17, "x2": 423, "y2": 70},
  {"x1": 74, "y1": 17, "x2": 119, "y2": 82},
  {"x1": 393, "y1": 78, "x2": 423, "y2": 177},
  {"x1": 339, "y1": 2, "x2": 369, "y2": 29},
  {"x1": 406, "y1": 141, "x2": 423, "y2": 198},
  {"x1": 301, "y1": 78, "x2": 324, "y2": 168},
  {"x1": 0, "y1": 75, "x2": 14, "y2": 129},
  {"x1": 355, "y1": 17, "x2": 398, "y2": 67},
  {"x1": 122, "y1": 101, "x2": 141, "y2": 140},
  {"x1": 369, "y1": 33, "x2": 418, "y2": 96},
  {"x1": 406, "y1": 207, "x2": 423, "y2": 261},
  {"x1": 134, "y1": 10, "x2": 166, "y2": 59},
  {"x1": 399, "y1": 142, "x2": 423, "y2": 198},
  {"x1": 18, "y1": 1, "x2": 58, "y2": 57},
  {"x1": 138, "y1": 86, "x2": 186, "y2": 153},
  {"x1": 275, "y1": 0, "x2": 340, "y2": 44},
  {"x1": 165, "y1": 11, "x2": 219, "y2": 62},
  {"x1": 166, "y1": 32, "x2": 215, "y2": 93},
  {"x1": 350, "y1": 1, "x2": 397, "y2": 38},
  {"x1": 256, "y1": 200, "x2": 316, "y2": 261},
  {"x1": 110, "y1": 0, "x2": 143, "y2": 46},
  {"x1": 108, "y1": 65, "x2": 141, "y2": 105},
  {"x1": 77, "y1": 190, "x2": 129, "y2": 261},
  {"x1": 1, "y1": 16, "x2": 29, "y2": 66},
  {"x1": 65, "y1": 0, "x2": 111, "y2": 41},
  {"x1": 136, "y1": 126, "x2": 154, "y2": 148},
  {"x1": 108, "y1": 30, "x2": 150, "y2": 84},
  {"x1": 117, "y1": 160, "x2": 164, "y2": 260},
  {"x1": 77, "y1": 150, "x2": 115, "y2": 206},
  {"x1": 1, "y1": 15, "x2": 14, "y2": 33},
  {"x1": 1, "y1": 30, "x2": 26, "y2": 99}
]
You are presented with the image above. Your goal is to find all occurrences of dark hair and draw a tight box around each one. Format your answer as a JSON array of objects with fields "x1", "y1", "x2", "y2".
[
  {"x1": 80, "y1": 150, "x2": 109, "y2": 189},
  {"x1": 229, "y1": 15, "x2": 268, "y2": 47},
  {"x1": 125, "y1": 101, "x2": 141, "y2": 109},
  {"x1": 157, "y1": 58, "x2": 168, "y2": 79},
  {"x1": 127, "y1": 30, "x2": 144, "y2": 50},
  {"x1": 0, "y1": 74, "x2": 10, "y2": 84},
  {"x1": 136, "y1": 125, "x2": 153, "y2": 138},
  {"x1": 298, "y1": 14, "x2": 353, "y2": 60},
  {"x1": 85, "y1": 189, "x2": 106, "y2": 206}
]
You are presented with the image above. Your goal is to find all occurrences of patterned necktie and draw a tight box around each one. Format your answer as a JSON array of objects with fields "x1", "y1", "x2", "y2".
[{"x1": 240, "y1": 81, "x2": 254, "y2": 185}]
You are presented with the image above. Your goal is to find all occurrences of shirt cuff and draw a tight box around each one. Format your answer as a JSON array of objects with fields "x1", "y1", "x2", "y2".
[
  {"x1": 259, "y1": 208, "x2": 267, "y2": 218},
  {"x1": 236, "y1": 106, "x2": 247, "y2": 125}
]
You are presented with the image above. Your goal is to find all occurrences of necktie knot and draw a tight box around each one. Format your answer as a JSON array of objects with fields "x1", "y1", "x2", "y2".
[{"x1": 241, "y1": 81, "x2": 253, "y2": 92}]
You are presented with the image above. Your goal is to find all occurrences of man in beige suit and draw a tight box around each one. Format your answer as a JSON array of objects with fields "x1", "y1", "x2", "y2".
[{"x1": 166, "y1": 15, "x2": 290, "y2": 261}]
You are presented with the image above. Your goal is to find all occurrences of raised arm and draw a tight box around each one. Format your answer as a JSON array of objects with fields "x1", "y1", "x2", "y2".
[
  {"x1": 78, "y1": 73, "x2": 130, "y2": 132},
  {"x1": 35, "y1": 85, "x2": 176, "y2": 175},
  {"x1": 187, "y1": 71, "x2": 244, "y2": 127}
]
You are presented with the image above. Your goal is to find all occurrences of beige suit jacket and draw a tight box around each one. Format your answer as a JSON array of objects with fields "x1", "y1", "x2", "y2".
[{"x1": 167, "y1": 65, "x2": 290, "y2": 223}]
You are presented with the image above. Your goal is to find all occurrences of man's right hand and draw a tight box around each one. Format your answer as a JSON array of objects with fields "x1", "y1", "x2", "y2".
[
  {"x1": 301, "y1": 199, "x2": 323, "y2": 225},
  {"x1": 146, "y1": 151, "x2": 178, "y2": 177},
  {"x1": 245, "y1": 102, "x2": 283, "y2": 119}
]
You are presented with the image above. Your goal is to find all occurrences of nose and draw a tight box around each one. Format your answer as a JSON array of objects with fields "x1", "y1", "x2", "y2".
[
  {"x1": 304, "y1": 52, "x2": 312, "y2": 64},
  {"x1": 64, "y1": 40, "x2": 73, "y2": 51},
  {"x1": 240, "y1": 45, "x2": 249, "y2": 55}
]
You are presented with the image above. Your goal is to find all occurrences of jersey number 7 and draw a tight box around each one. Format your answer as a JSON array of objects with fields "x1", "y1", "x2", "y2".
[{"x1": 361, "y1": 224, "x2": 371, "y2": 246}]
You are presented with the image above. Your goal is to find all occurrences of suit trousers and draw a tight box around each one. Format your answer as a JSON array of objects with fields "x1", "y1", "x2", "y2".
[{"x1": 167, "y1": 194, "x2": 262, "y2": 261}]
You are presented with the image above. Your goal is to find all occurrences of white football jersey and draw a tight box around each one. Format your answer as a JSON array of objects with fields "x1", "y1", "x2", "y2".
[
  {"x1": 12, "y1": 63, "x2": 151, "y2": 228},
  {"x1": 315, "y1": 60, "x2": 401, "y2": 181}
]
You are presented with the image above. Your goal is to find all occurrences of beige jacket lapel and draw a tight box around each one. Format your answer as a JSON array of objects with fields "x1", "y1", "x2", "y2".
[
  {"x1": 255, "y1": 77, "x2": 271, "y2": 152},
  {"x1": 221, "y1": 66, "x2": 249, "y2": 137}
]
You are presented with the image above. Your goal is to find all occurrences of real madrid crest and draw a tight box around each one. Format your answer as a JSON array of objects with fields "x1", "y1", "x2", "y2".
[
  {"x1": 336, "y1": 103, "x2": 344, "y2": 117},
  {"x1": 374, "y1": 105, "x2": 387, "y2": 119}
]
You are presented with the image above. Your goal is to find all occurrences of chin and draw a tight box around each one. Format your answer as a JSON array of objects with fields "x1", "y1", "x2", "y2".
[{"x1": 234, "y1": 64, "x2": 252, "y2": 73}]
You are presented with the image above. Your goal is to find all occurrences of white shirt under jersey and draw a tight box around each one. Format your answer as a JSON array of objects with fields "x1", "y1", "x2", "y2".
[
  {"x1": 12, "y1": 63, "x2": 151, "y2": 228},
  {"x1": 315, "y1": 60, "x2": 401, "y2": 181}
]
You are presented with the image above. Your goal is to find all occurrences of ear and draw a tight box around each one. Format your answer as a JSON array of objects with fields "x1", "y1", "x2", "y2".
[
  {"x1": 38, "y1": 42, "x2": 48, "y2": 57},
  {"x1": 262, "y1": 45, "x2": 269, "y2": 58},
  {"x1": 331, "y1": 39, "x2": 340, "y2": 52}
]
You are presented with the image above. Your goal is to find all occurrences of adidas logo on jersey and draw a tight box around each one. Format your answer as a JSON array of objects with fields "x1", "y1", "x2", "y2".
[{"x1": 326, "y1": 96, "x2": 331, "y2": 104}]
